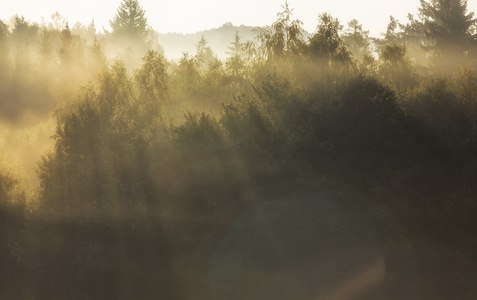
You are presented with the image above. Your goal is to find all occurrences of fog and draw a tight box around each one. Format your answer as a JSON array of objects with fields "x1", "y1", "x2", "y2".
[{"x1": 2, "y1": 1, "x2": 477, "y2": 299}]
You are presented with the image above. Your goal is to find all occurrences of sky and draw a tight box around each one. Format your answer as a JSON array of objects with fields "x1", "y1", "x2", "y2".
[{"x1": 2, "y1": 0, "x2": 477, "y2": 37}]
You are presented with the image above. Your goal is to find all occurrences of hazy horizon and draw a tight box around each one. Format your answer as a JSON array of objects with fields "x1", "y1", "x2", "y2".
[{"x1": 3, "y1": 0, "x2": 469, "y2": 37}]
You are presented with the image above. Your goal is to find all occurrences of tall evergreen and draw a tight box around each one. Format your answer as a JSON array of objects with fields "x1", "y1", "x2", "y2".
[
  {"x1": 417, "y1": 0, "x2": 477, "y2": 69},
  {"x1": 110, "y1": 0, "x2": 149, "y2": 49}
]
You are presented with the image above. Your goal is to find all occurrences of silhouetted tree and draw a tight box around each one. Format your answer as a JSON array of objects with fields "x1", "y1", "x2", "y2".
[
  {"x1": 378, "y1": 44, "x2": 418, "y2": 89},
  {"x1": 110, "y1": 0, "x2": 149, "y2": 51},
  {"x1": 255, "y1": 1, "x2": 305, "y2": 59},
  {"x1": 375, "y1": 16, "x2": 405, "y2": 49},
  {"x1": 308, "y1": 13, "x2": 353, "y2": 74},
  {"x1": 343, "y1": 19, "x2": 371, "y2": 60},
  {"x1": 342, "y1": 19, "x2": 376, "y2": 73},
  {"x1": 416, "y1": 0, "x2": 477, "y2": 69}
]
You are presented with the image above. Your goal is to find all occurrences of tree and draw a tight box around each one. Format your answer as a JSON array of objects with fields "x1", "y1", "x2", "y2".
[
  {"x1": 255, "y1": 1, "x2": 305, "y2": 59},
  {"x1": 0, "y1": 21, "x2": 9, "y2": 91},
  {"x1": 59, "y1": 23, "x2": 74, "y2": 67},
  {"x1": 308, "y1": 13, "x2": 353, "y2": 72},
  {"x1": 342, "y1": 19, "x2": 372, "y2": 61},
  {"x1": 342, "y1": 19, "x2": 375, "y2": 73},
  {"x1": 135, "y1": 50, "x2": 169, "y2": 117},
  {"x1": 88, "y1": 37, "x2": 108, "y2": 77},
  {"x1": 378, "y1": 44, "x2": 418, "y2": 89},
  {"x1": 195, "y1": 35, "x2": 216, "y2": 69},
  {"x1": 38, "y1": 29, "x2": 54, "y2": 67},
  {"x1": 58, "y1": 23, "x2": 87, "y2": 83},
  {"x1": 226, "y1": 31, "x2": 247, "y2": 82},
  {"x1": 11, "y1": 16, "x2": 37, "y2": 76},
  {"x1": 110, "y1": 0, "x2": 149, "y2": 50},
  {"x1": 375, "y1": 16, "x2": 405, "y2": 49},
  {"x1": 173, "y1": 53, "x2": 201, "y2": 99},
  {"x1": 227, "y1": 31, "x2": 245, "y2": 58},
  {"x1": 11, "y1": 16, "x2": 39, "y2": 47},
  {"x1": 377, "y1": 16, "x2": 429, "y2": 69},
  {"x1": 98, "y1": 59, "x2": 132, "y2": 114},
  {"x1": 0, "y1": 166, "x2": 26, "y2": 299},
  {"x1": 416, "y1": 0, "x2": 477, "y2": 69}
]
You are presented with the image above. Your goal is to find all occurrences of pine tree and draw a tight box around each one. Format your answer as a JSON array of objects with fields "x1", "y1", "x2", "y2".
[
  {"x1": 226, "y1": 31, "x2": 246, "y2": 80},
  {"x1": 417, "y1": 0, "x2": 476, "y2": 69},
  {"x1": 195, "y1": 36, "x2": 215, "y2": 69},
  {"x1": 226, "y1": 31, "x2": 244, "y2": 58},
  {"x1": 110, "y1": 0, "x2": 149, "y2": 48}
]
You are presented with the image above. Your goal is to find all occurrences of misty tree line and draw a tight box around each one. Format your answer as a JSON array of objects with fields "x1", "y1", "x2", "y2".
[{"x1": 2, "y1": 0, "x2": 477, "y2": 299}]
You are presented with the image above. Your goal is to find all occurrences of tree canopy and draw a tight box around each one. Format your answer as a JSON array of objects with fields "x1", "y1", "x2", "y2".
[
  {"x1": 416, "y1": 0, "x2": 477, "y2": 69},
  {"x1": 3, "y1": 1, "x2": 477, "y2": 299},
  {"x1": 110, "y1": 0, "x2": 149, "y2": 51}
]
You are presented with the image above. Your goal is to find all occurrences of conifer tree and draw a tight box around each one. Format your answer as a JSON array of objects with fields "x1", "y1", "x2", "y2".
[
  {"x1": 226, "y1": 31, "x2": 246, "y2": 80},
  {"x1": 195, "y1": 36, "x2": 215, "y2": 69},
  {"x1": 416, "y1": 0, "x2": 476, "y2": 69},
  {"x1": 110, "y1": 0, "x2": 149, "y2": 49}
]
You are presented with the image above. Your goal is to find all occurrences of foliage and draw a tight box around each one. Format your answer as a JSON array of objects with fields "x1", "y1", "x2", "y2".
[
  {"x1": 4, "y1": 1, "x2": 477, "y2": 299},
  {"x1": 342, "y1": 19, "x2": 372, "y2": 61},
  {"x1": 416, "y1": 0, "x2": 477, "y2": 69},
  {"x1": 134, "y1": 50, "x2": 169, "y2": 117},
  {"x1": 110, "y1": 0, "x2": 149, "y2": 44},
  {"x1": 195, "y1": 35, "x2": 216, "y2": 69},
  {"x1": 307, "y1": 13, "x2": 354, "y2": 74},
  {"x1": 378, "y1": 44, "x2": 419, "y2": 89},
  {"x1": 254, "y1": 1, "x2": 305, "y2": 60}
]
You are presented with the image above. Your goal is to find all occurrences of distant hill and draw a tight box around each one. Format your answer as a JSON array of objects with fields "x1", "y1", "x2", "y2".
[
  {"x1": 156, "y1": 22, "x2": 313, "y2": 61},
  {"x1": 155, "y1": 22, "x2": 257, "y2": 61}
]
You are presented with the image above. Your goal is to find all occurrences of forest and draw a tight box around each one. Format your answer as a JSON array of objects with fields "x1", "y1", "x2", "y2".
[{"x1": 1, "y1": 0, "x2": 477, "y2": 299}]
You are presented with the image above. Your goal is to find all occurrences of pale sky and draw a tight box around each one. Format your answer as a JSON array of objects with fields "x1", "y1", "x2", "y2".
[{"x1": 2, "y1": 0, "x2": 477, "y2": 37}]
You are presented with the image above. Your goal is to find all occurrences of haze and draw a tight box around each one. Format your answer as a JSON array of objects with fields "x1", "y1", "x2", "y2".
[
  {"x1": 0, "y1": 0, "x2": 459, "y2": 36},
  {"x1": 3, "y1": 0, "x2": 477, "y2": 299}
]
